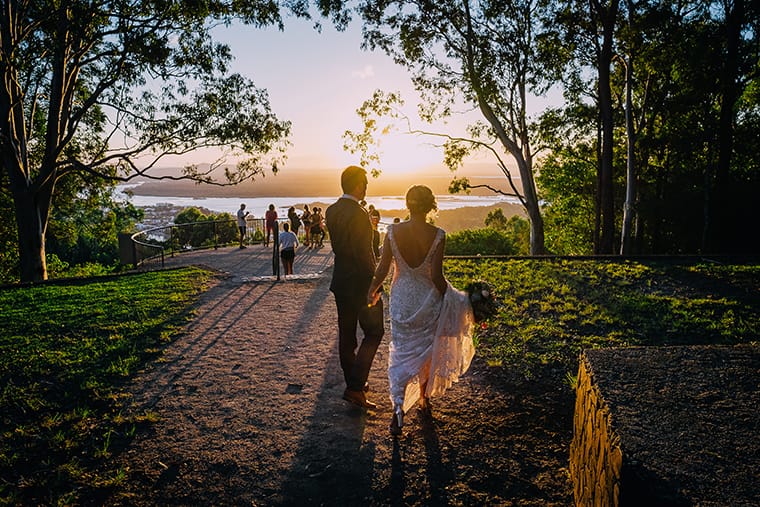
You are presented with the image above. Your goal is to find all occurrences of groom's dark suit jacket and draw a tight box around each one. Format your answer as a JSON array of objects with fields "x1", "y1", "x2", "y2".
[{"x1": 326, "y1": 197, "x2": 376, "y2": 299}]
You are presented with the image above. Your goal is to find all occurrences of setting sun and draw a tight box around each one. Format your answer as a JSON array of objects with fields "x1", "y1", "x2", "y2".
[{"x1": 331, "y1": 130, "x2": 446, "y2": 176}]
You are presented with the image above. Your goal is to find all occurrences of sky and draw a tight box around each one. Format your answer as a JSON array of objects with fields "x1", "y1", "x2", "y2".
[
  {"x1": 162, "y1": 14, "x2": 561, "y2": 184},
  {"x1": 196, "y1": 17, "x2": 484, "y2": 178}
]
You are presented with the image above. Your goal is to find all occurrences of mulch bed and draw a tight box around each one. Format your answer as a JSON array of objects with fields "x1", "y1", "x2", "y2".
[{"x1": 583, "y1": 345, "x2": 760, "y2": 506}]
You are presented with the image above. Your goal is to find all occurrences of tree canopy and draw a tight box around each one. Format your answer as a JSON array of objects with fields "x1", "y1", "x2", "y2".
[
  {"x1": 344, "y1": 0, "x2": 760, "y2": 256},
  {"x1": 345, "y1": 0, "x2": 550, "y2": 254},
  {"x1": 0, "y1": 0, "x2": 308, "y2": 282}
]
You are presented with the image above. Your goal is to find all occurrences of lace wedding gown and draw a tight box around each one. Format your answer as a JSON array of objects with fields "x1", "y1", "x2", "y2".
[{"x1": 387, "y1": 225, "x2": 476, "y2": 413}]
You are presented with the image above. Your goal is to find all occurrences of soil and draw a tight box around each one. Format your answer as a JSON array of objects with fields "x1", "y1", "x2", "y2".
[{"x1": 102, "y1": 264, "x2": 575, "y2": 506}]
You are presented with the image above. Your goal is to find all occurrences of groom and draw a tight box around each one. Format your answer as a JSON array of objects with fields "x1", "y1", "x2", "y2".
[{"x1": 325, "y1": 166, "x2": 384, "y2": 409}]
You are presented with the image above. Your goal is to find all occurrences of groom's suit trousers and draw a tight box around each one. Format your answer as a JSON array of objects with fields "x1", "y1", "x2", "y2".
[{"x1": 335, "y1": 295, "x2": 384, "y2": 391}]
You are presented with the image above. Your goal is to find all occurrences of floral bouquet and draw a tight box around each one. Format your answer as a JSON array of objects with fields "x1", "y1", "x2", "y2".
[{"x1": 465, "y1": 280, "x2": 498, "y2": 323}]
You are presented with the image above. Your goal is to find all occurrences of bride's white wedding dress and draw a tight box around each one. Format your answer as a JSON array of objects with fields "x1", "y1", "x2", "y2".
[{"x1": 386, "y1": 225, "x2": 475, "y2": 413}]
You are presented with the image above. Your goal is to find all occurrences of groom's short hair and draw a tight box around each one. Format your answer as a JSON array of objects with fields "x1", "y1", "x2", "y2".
[{"x1": 341, "y1": 165, "x2": 367, "y2": 194}]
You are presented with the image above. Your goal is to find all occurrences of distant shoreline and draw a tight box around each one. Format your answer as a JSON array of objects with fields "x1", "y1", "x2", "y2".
[
  {"x1": 124, "y1": 172, "x2": 515, "y2": 199},
  {"x1": 127, "y1": 191, "x2": 526, "y2": 234}
]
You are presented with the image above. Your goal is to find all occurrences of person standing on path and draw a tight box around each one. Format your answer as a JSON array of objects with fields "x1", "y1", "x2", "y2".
[
  {"x1": 301, "y1": 205, "x2": 312, "y2": 247},
  {"x1": 369, "y1": 207, "x2": 381, "y2": 259},
  {"x1": 278, "y1": 222, "x2": 299, "y2": 275},
  {"x1": 326, "y1": 166, "x2": 385, "y2": 409},
  {"x1": 288, "y1": 206, "x2": 302, "y2": 236},
  {"x1": 264, "y1": 204, "x2": 278, "y2": 247},
  {"x1": 309, "y1": 207, "x2": 325, "y2": 248},
  {"x1": 237, "y1": 203, "x2": 249, "y2": 248}
]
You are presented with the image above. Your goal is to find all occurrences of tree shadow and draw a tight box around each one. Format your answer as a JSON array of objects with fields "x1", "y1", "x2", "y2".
[{"x1": 275, "y1": 280, "x2": 378, "y2": 505}]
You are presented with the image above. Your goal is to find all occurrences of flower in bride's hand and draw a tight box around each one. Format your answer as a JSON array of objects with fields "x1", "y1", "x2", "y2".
[{"x1": 465, "y1": 280, "x2": 498, "y2": 323}]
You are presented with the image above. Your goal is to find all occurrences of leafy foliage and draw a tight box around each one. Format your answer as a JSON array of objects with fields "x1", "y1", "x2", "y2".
[
  {"x1": 172, "y1": 207, "x2": 240, "y2": 249},
  {"x1": 47, "y1": 181, "x2": 144, "y2": 268},
  {"x1": 537, "y1": 143, "x2": 597, "y2": 255},
  {"x1": 538, "y1": 0, "x2": 760, "y2": 255},
  {"x1": 483, "y1": 211, "x2": 530, "y2": 255},
  {"x1": 445, "y1": 228, "x2": 517, "y2": 256},
  {"x1": 348, "y1": 0, "x2": 548, "y2": 253},
  {"x1": 1, "y1": 1, "x2": 296, "y2": 281},
  {"x1": 445, "y1": 212, "x2": 530, "y2": 255},
  {"x1": 0, "y1": 175, "x2": 142, "y2": 284}
]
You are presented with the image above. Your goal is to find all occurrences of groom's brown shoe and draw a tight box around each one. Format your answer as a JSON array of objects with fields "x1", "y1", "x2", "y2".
[{"x1": 343, "y1": 388, "x2": 377, "y2": 409}]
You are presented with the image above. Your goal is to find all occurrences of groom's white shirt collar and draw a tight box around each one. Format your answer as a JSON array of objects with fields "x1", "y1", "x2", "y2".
[{"x1": 341, "y1": 193, "x2": 360, "y2": 202}]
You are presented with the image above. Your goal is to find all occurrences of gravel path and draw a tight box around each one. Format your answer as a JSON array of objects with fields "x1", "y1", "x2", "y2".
[{"x1": 104, "y1": 245, "x2": 573, "y2": 506}]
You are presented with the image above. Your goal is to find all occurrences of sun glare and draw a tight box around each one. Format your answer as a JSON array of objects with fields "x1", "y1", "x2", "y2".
[{"x1": 333, "y1": 131, "x2": 445, "y2": 176}]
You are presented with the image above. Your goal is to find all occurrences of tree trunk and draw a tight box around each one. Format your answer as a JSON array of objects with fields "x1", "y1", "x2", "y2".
[
  {"x1": 527, "y1": 200, "x2": 546, "y2": 255},
  {"x1": 471, "y1": 92, "x2": 546, "y2": 255},
  {"x1": 594, "y1": 119, "x2": 602, "y2": 253},
  {"x1": 12, "y1": 176, "x2": 54, "y2": 282},
  {"x1": 487, "y1": 124, "x2": 545, "y2": 255},
  {"x1": 515, "y1": 155, "x2": 546, "y2": 255},
  {"x1": 619, "y1": 53, "x2": 636, "y2": 255},
  {"x1": 619, "y1": 0, "x2": 636, "y2": 255},
  {"x1": 597, "y1": 3, "x2": 618, "y2": 254},
  {"x1": 705, "y1": 0, "x2": 742, "y2": 253}
]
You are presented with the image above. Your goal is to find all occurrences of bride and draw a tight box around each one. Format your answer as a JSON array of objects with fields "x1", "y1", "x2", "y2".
[{"x1": 367, "y1": 185, "x2": 475, "y2": 436}]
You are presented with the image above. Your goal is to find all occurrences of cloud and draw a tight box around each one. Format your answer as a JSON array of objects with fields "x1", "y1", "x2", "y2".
[{"x1": 351, "y1": 65, "x2": 375, "y2": 79}]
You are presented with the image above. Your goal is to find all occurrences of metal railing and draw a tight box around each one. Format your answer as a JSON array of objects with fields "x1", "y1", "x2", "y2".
[
  {"x1": 127, "y1": 216, "x2": 330, "y2": 279},
  {"x1": 129, "y1": 217, "x2": 294, "y2": 267}
]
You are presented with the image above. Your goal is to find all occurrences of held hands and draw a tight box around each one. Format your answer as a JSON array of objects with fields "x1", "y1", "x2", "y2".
[{"x1": 367, "y1": 288, "x2": 382, "y2": 307}]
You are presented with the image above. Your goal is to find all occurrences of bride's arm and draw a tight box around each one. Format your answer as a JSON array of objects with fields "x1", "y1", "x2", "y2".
[
  {"x1": 432, "y1": 234, "x2": 447, "y2": 296},
  {"x1": 367, "y1": 234, "x2": 392, "y2": 305}
]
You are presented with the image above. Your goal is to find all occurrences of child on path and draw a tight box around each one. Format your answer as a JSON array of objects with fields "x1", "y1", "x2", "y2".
[{"x1": 279, "y1": 222, "x2": 299, "y2": 275}]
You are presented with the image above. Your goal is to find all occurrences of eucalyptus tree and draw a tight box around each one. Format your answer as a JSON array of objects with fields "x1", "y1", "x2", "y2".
[
  {"x1": 542, "y1": 0, "x2": 760, "y2": 255},
  {"x1": 0, "y1": 0, "x2": 307, "y2": 282},
  {"x1": 703, "y1": 0, "x2": 759, "y2": 253},
  {"x1": 612, "y1": 0, "x2": 760, "y2": 254},
  {"x1": 542, "y1": 0, "x2": 620, "y2": 254},
  {"x1": 350, "y1": 0, "x2": 550, "y2": 254}
]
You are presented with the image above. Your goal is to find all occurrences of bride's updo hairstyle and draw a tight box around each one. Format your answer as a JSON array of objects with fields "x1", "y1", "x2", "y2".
[{"x1": 406, "y1": 185, "x2": 437, "y2": 215}]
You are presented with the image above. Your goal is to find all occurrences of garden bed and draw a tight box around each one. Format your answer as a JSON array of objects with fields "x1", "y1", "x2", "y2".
[{"x1": 570, "y1": 345, "x2": 760, "y2": 506}]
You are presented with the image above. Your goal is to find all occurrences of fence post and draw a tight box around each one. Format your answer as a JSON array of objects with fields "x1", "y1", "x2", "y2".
[{"x1": 273, "y1": 223, "x2": 280, "y2": 280}]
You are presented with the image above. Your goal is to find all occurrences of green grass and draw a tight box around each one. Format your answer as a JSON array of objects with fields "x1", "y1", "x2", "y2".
[
  {"x1": 444, "y1": 259, "x2": 760, "y2": 377},
  {"x1": 0, "y1": 267, "x2": 212, "y2": 505}
]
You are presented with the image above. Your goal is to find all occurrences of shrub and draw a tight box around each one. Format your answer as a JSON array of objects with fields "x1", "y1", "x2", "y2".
[
  {"x1": 445, "y1": 228, "x2": 517, "y2": 255},
  {"x1": 213, "y1": 212, "x2": 238, "y2": 244}
]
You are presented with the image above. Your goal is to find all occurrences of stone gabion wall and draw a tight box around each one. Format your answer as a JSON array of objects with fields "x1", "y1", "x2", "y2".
[{"x1": 569, "y1": 354, "x2": 623, "y2": 507}]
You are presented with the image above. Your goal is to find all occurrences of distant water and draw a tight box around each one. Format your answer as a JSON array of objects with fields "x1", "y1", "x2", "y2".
[{"x1": 117, "y1": 185, "x2": 518, "y2": 216}]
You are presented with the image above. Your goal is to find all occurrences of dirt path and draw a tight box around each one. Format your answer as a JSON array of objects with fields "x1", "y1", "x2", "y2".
[{"x1": 105, "y1": 247, "x2": 574, "y2": 505}]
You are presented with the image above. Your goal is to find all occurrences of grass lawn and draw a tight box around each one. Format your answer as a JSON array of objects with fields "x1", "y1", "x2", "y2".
[
  {"x1": 444, "y1": 259, "x2": 760, "y2": 378},
  {"x1": 0, "y1": 267, "x2": 212, "y2": 505}
]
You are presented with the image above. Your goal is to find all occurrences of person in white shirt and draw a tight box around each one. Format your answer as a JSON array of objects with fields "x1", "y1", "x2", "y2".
[
  {"x1": 236, "y1": 203, "x2": 249, "y2": 248},
  {"x1": 278, "y1": 222, "x2": 299, "y2": 275}
]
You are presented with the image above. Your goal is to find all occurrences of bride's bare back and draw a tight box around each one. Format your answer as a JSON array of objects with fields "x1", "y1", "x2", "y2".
[{"x1": 392, "y1": 221, "x2": 440, "y2": 268}]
